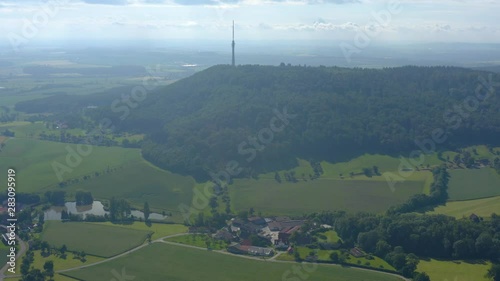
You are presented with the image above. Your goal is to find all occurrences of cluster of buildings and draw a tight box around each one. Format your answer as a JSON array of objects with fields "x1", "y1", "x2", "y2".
[{"x1": 211, "y1": 216, "x2": 305, "y2": 257}]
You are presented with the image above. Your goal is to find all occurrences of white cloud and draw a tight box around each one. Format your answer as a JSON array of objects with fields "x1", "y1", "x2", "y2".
[{"x1": 0, "y1": 0, "x2": 499, "y2": 43}]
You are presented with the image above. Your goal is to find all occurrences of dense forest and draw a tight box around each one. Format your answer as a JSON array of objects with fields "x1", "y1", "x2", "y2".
[
  {"x1": 16, "y1": 65, "x2": 500, "y2": 180},
  {"x1": 306, "y1": 210, "x2": 500, "y2": 261}
]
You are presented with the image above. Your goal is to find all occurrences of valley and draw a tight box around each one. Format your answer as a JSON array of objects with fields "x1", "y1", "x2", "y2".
[{"x1": 1, "y1": 59, "x2": 500, "y2": 281}]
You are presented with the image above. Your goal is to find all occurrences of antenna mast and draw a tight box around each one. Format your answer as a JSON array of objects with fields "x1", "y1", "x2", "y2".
[{"x1": 232, "y1": 20, "x2": 235, "y2": 66}]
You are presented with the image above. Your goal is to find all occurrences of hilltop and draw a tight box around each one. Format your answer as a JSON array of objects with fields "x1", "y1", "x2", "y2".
[{"x1": 16, "y1": 64, "x2": 500, "y2": 180}]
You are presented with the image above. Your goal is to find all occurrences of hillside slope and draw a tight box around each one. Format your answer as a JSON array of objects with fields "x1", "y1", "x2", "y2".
[{"x1": 17, "y1": 65, "x2": 500, "y2": 180}]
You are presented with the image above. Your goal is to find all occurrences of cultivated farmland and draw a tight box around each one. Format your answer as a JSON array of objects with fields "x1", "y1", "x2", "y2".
[
  {"x1": 63, "y1": 243, "x2": 405, "y2": 281},
  {"x1": 431, "y1": 196, "x2": 500, "y2": 218},
  {"x1": 417, "y1": 259, "x2": 491, "y2": 281},
  {"x1": 88, "y1": 222, "x2": 188, "y2": 240},
  {"x1": 41, "y1": 221, "x2": 151, "y2": 257},
  {"x1": 447, "y1": 168, "x2": 500, "y2": 200},
  {"x1": 0, "y1": 138, "x2": 196, "y2": 214},
  {"x1": 229, "y1": 177, "x2": 424, "y2": 215},
  {"x1": 0, "y1": 138, "x2": 139, "y2": 192}
]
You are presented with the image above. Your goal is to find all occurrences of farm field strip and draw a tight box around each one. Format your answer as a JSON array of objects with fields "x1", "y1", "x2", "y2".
[
  {"x1": 41, "y1": 221, "x2": 152, "y2": 258},
  {"x1": 417, "y1": 259, "x2": 491, "y2": 281},
  {"x1": 431, "y1": 195, "x2": 500, "y2": 218},
  {"x1": 229, "y1": 177, "x2": 425, "y2": 215},
  {"x1": 447, "y1": 168, "x2": 500, "y2": 201},
  {"x1": 62, "y1": 242, "x2": 406, "y2": 281}
]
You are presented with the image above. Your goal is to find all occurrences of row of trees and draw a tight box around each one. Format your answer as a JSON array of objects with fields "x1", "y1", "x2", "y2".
[
  {"x1": 44, "y1": 190, "x2": 95, "y2": 207},
  {"x1": 388, "y1": 166, "x2": 449, "y2": 214},
  {"x1": 38, "y1": 131, "x2": 142, "y2": 148}
]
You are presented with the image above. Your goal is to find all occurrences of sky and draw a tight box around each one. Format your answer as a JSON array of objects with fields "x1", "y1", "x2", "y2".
[{"x1": 0, "y1": 0, "x2": 499, "y2": 47}]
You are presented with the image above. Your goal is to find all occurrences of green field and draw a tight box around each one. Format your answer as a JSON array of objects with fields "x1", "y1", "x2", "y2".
[
  {"x1": 0, "y1": 244, "x2": 9, "y2": 270},
  {"x1": 0, "y1": 138, "x2": 196, "y2": 214},
  {"x1": 41, "y1": 221, "x2": 151, "y2": 257},
  {"x1": 243, "y1": 154, "x2": 435, "y2": 215},
  {"x1": 0, "y1": 138, "x2": 139, "y2": 192},
  {"x1": 447, "y1": 168, "x2": 500, "y2": 200},
  {"x1": 229, "y1": 177, "x2": 425, "y2": 215},
  {"x1": 62, "y1": 160, "x2": 195, "y2": 216},
  {"x1": 431, "y1": 196, "x2": 500, "y2": 218},
  {"x1": 417, "y1": 259, "x2": 491, "y2": 281},
  {"x1": 89, "y1": 222, "x2": 188, "y2": 240},
  {"x1": 63, "y1": 243, "x2": 404, "y2": 281}
]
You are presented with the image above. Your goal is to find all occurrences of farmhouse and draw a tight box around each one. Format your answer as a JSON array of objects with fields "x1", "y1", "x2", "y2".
[
  {"x1": 212, "y1": 229, "x2": 235, "y2": 242},
  {"x1": 350, "y1": 247, "x2": 366, "y2": 258},
  {"x1": 267, "y1": 221, "x2": 282, "y2": 231},
  {"x1": 248, "y1": 216, "x2": 266, "y2": 225},
  {"x1": 227, "y1": 243, "x2": 274, "y2": 257},
  {"x1": 277, "y1": 225, "x2": 301, "y2": 245},
  {"x1": 228, "y1": 216, "x2": 305, "y2": 246}
]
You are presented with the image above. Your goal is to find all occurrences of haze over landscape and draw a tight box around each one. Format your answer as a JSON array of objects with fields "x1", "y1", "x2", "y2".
[{"x1": 0, "y1": 1, "x2": 500, "y2": 281}]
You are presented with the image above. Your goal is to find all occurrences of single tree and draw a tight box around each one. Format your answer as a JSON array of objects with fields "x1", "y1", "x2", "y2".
[
  {"x1": 43, "y1": 260, "x2": 54, "y2": 277},
  {"x1": 330, "y1": 252, "x2": 340, "y2": 263},
  {"x1": 143, "y1": 201, "x2": 151, "y2": 222}
]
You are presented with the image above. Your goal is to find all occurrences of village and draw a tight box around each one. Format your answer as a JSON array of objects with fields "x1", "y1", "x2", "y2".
[{"x1": 189, "y1": 214, "x2": 353, "y2": 260}]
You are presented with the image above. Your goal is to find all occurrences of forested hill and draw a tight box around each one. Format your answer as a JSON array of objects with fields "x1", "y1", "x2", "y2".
[
  {"x1": 107, "y1": 64, "x2": 498, "y2": 180},
  {"x1": 20, "y1": 65, "x2": 500, "y2": 180}
]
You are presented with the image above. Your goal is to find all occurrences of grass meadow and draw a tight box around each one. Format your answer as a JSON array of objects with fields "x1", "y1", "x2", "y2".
[
  {"x1": 63, "y1": 243, "x2": 405, "y2": 281},
  {"x1": 447, "y1": 168, "x2": 500, "y2": 200},
  {"x1": 88, "y1": 222, "x2": 188, "y2": 240},
  {"x1": 229, "y1": 177, "x2": 424, "y2": 215},
  {"x1": 417, "y1": 259, "x2": 491, "y2": 281},
  {"x1": 0, "y1": 243, "x2": 9, "y2": 271},
  {"x1": 63, "y1": 160, "x2": 195, "y2": 216},
  {"x1": 0, "y1": 138, "x2": 196, "y2": 215},
  {"x1": 41, "y1": 221, "x2": 151, "y2": 257},
  {"x1": 431, "y1": 196, "x2": 500, "y2": 218},
  {"x1": 0, "y1": 138, "x2": 139, "y2": 192}
]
